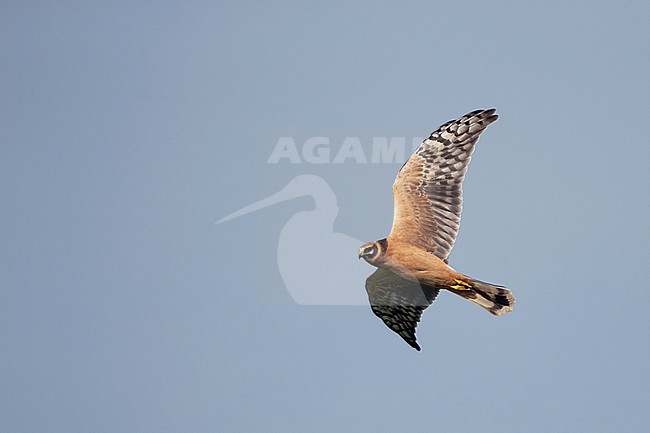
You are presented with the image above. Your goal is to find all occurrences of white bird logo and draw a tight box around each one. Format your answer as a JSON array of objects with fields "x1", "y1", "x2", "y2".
[{"x1": 217, "y1": 174, "x2": 368, "y2": 305}]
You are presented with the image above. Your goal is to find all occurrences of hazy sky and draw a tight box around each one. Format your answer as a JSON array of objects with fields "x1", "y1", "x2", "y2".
[{"x1": 2, "y1": 2, "x2": 649, "y2": 432}]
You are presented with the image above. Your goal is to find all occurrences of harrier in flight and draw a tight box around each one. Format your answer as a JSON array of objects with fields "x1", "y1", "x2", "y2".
[{"x1": 359, "y1": 109, "x2": 514, "y2": 351}]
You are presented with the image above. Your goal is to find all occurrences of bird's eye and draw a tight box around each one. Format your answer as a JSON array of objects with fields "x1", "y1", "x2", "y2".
[{"x1": 364, "y1": 246, "x2": 377, "y2": 257}]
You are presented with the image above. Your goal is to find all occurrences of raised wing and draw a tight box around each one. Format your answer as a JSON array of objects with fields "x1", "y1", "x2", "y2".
[
  {"x1": 365, "y1": 268, "x2": 440, "y2": 351},
  {"x1": 389, "y1": 109, "x2": 499, "y2": 262}
]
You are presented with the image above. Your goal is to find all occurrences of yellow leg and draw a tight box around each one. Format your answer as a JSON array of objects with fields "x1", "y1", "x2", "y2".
[{"x1": 449, "y1": 279, "x2": 472, "y2": 291}]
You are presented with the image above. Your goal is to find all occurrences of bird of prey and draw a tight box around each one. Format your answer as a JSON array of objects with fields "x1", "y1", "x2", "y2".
[{"x1": 359, "y1": 109, "x2": 514, "y2": 351}]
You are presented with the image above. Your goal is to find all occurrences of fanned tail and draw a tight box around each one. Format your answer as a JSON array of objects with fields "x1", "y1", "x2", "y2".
[{"x1": 448, "y1": 278, "x2": 514, "y2": 316}]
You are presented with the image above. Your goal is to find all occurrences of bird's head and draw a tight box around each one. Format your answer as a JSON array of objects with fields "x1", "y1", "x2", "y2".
[{"x1": 358, "y1": 239, "x2": 387, "y2": 265}]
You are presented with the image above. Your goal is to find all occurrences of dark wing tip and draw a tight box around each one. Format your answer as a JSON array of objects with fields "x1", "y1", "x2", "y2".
[
  {"x1": 398, "y1": 328, "x2": 423, "y2": 351},
  {"x1": 481, "y1": 108, "x2": 498, "y2": 124},
  {"x1": 403, "y1": 337, "x2": 421, "y2": 351},
  {"x1": 467, "y1": 107, "x2": 496, "y2": 115},
  {"x1": 403, "y1": 334, "x2": 421, "y2": 351}
]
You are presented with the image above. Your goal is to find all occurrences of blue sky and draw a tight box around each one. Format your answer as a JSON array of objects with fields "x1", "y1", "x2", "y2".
[{"x1": 1, "y1": 2, "x2": 649, "y2": 432}]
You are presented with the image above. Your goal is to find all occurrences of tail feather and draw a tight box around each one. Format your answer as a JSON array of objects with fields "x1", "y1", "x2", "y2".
[{"x1": 448, "y1": 278, "x2": 514, "y2": 316}]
